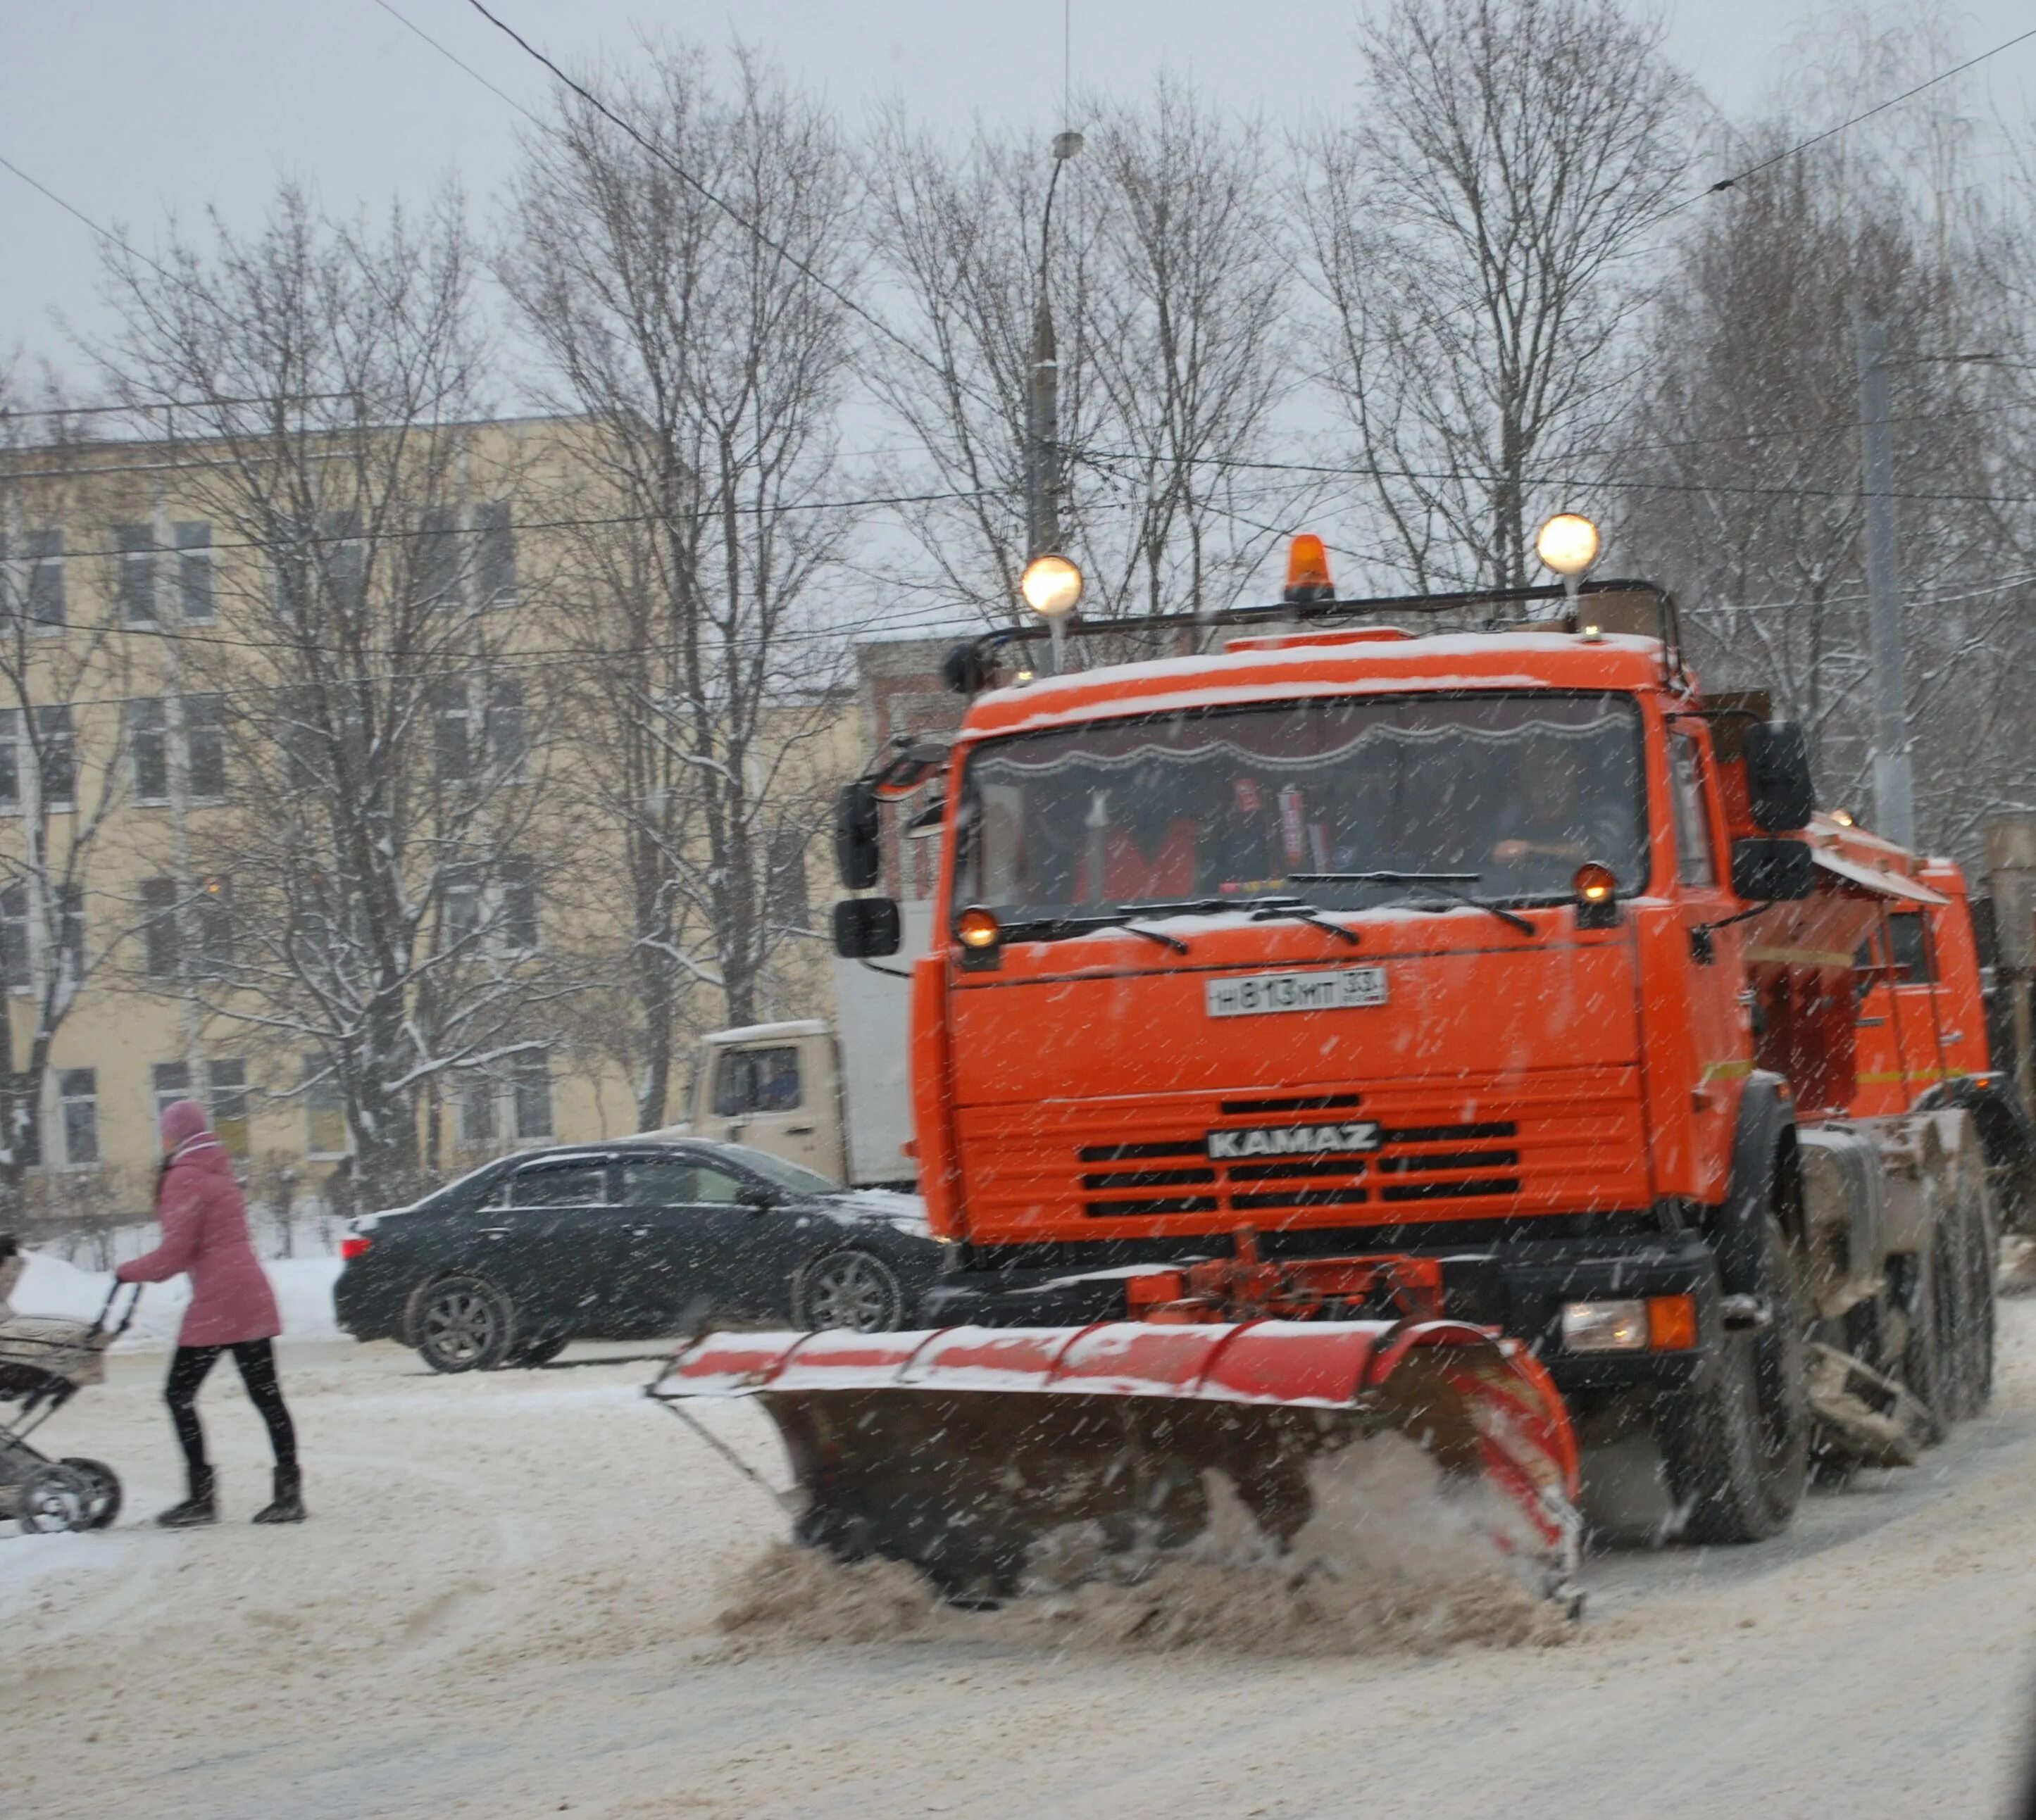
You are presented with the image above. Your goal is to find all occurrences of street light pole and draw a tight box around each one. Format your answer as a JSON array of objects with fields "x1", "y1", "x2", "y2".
[
  {"x1": 1854, "y1": 317, "x2": 1916, "y2": 851},
  {"x1": 1027, "y1": 130, "x2": 1081, "y2": 674}
]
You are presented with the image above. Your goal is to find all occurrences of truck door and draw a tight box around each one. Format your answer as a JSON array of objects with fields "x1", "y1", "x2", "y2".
[
  {"x1": 701, "y1": 1041, "x2": 839, "y2": 1181},
  {"x1": 1668, "y1": 728, "x2": 1749, "y2": 1193}
]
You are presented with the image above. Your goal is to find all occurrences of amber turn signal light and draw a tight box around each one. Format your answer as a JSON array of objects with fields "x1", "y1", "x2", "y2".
[
  {"x1": 956, "y1": 906, "x2": 1001, "y2": 950},
  {"x1": 1573, "y1": 860, "x2": 1618, "y2": 931},
  {"x1": 1647, "y1": 1293, "x2": 1699, "y2": 1352}
]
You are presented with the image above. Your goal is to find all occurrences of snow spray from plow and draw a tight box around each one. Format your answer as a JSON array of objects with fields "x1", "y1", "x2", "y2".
[{"x1": 649, "y1": 1312, "x2": 1583, "y2": 1612}]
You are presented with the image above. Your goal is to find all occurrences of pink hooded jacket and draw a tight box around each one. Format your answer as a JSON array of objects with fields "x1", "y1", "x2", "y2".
[{"x1": 116, "y1": 1100, "x2": 281, "y2": 1348}]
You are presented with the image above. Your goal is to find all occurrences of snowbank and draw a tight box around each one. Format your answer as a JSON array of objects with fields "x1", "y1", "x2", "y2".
[{"x1": 8, "y1": 1250, "x2": 343, "y2": 1349}]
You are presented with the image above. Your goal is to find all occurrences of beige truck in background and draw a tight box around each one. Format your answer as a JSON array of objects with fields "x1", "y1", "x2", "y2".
[{"x1": 658, "y1": 905, "x2": 928, "y2": 1190}]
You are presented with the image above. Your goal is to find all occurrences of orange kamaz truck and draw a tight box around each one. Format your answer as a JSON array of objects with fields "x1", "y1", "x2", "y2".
[{"x1": 661, "y1": 533, "x2": 2013, "y2": 1598}]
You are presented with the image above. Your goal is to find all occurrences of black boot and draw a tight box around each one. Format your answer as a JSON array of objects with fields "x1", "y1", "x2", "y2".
[
  {"x1": 156, "y1": 1467, "x2": 217, "y2": 1529},
  {"x1": 252, "y1": 1464, "x2": 306, "y2": 1525}
]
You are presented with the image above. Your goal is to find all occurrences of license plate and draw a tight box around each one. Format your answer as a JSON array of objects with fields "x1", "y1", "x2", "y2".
[{"x1": 1204, "y1": 966, "x2": 1387, "y2": 1018}]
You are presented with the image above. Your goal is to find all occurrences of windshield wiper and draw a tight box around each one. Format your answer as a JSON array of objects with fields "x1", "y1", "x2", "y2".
[
  {"x1": 1001, "y1": 898, "x2": 1247, "y2": 953},
  {"x1": 1288, "y1": 872, "x2": 1535, "y2": 937},
  {"x1": 1248, "y1": 900, "x2": 1363, "y2": 946}
]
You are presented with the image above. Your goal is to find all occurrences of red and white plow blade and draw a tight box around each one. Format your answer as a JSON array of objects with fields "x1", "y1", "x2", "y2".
[{"x1": 654, "y1": 1319, "x2": 1582, "y2": 1606}]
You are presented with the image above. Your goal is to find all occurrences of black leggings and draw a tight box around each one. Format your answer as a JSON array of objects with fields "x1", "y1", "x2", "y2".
[{"x1": 165, "y1": 1340, "x2": 297, "y2": 1476}]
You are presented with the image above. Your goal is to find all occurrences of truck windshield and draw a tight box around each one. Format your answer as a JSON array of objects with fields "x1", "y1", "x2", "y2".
[{"x1": 954, "y1": 691, "x2": 1649, "y2": 920}]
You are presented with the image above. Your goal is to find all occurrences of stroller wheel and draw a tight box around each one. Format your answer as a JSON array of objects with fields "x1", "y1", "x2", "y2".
[
  {"x1": 60, "y1": 1457, "x2": 122, "y2": 1529},
  {"x1": 17, "y1": 1462, "x2": 92, "y2": 1534}
]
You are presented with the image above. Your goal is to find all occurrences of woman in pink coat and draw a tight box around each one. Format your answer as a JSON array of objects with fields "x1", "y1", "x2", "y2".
[{"x1": 117, "y1": 1099, "x2": 304, "y2": 1526}]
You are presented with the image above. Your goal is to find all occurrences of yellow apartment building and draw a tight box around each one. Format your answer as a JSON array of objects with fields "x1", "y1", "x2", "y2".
[{"x1": 0, "y1": 413, "x2": 863, "y2": 1238}]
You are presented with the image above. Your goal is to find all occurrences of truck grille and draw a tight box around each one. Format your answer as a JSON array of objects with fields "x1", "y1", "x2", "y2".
[{"x1": 954, "y1": 1069, "x2": 1647, "y2": 1237}]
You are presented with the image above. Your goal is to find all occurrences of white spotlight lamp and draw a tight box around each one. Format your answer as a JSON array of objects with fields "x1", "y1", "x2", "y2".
[{"x1": 1020, "y1": 553, "x2": 1084, "y2": 619}]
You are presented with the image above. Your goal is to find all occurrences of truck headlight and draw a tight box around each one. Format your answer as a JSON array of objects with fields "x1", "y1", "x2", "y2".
[
  {"x1": 1561, "y1": 1299, "x2": 1649, "y2": 1353},
  {"x1": 1561, "y1": 1294, "x2": 1699, "y2": 1353}
]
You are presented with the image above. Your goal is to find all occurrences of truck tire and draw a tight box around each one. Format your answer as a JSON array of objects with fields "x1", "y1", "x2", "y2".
[
  {"x1": 1944, "y1": 1169, "x2": 1996, "y2": 1423},
  {"x1": 1900, "y1": 1231, "x2": 1957, "y2": 1443},
  {"x1": 1657, "y1": 1212, "x2": 1809, "y2": 1543}
]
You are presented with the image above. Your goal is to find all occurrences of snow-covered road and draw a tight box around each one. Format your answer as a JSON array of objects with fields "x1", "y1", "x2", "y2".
[{"x1": 7, "y1": 1308, "x2": 2036, "y2": 1819}]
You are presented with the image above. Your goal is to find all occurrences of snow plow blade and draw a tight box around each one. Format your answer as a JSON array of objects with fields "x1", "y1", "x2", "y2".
[{"x1": 652, "y1": 1319, "x2": 1581, "y2": 1604}]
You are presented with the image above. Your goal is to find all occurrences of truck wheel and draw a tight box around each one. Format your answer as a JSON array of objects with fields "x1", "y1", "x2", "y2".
[
  {"x1": 1901, "y1": 1231, "x2": 1957, "y2": 1443},
  {"x1": 1943, "y1": 1172, "x2": 1995, "y2": 1424},
  {"x1": 1657, "y1": 1213, "x2": 1809, "y2": 1543}
]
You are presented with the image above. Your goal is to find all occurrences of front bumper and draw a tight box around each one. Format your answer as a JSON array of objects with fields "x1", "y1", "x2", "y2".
[{"x1": 922, "y1": 1227, "x2": 1725, "y2": 1394}]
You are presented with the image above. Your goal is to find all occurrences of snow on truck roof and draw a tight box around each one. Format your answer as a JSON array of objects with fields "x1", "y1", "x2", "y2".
[
  {"x1": 702, "y1": 1019, "x2": 828, "y2": 1046},
  {"x1": 959, "y1": 629, "x2": 1672, "y2": 741}
]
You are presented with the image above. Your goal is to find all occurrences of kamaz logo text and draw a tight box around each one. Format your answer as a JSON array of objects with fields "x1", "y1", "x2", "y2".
[{"x1": 1206, "y1": 1122, "x2": 1381, "y2": 1161}]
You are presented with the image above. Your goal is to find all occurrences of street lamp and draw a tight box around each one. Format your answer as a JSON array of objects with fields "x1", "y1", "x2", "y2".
[{"x1": 1026, "y1": 129, "x2": 1082, "y2": 674}]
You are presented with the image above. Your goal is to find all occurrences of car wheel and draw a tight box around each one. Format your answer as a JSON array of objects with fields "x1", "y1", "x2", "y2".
[
  {"x1": 510, "y1": 1336, "x2": 569, "y2": 1369},
  {"x1": 416, "y1": 1276, "x2": 517, "y2": 1373},
  {"x1": 59, "y1": 1457, "x2": 123, "y2": 1529},
  {"x1": 796, "y1": 1250, "x2": 906, "y2": 1333}
]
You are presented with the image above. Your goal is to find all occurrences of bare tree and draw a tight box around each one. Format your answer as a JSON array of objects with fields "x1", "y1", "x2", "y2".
[
  {"x1": 0, "y1": 375, "x2": 144, "y2": 1214},
  {"x1": 1301, "y1": 0, "x2": 1692, "y2": 591},
  {"x1": 865, "y1": 78, "x2": 1302, "y2": 627},
  {"x1": 502, "y1": 46, "x2": 858, "y2": 1123},
  {"x1": 95, "y1": 187, "x2": 571, "y2": 1206},
  {"x1": 1623, "y1": 13, "x2": 2030, "y2": 856}
]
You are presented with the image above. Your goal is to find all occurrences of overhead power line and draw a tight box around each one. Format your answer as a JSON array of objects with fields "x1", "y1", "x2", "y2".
[
  {"x1": 444, "y1": 0, "x2": 968, "y2": 397},
  {"x1": 1666, "y1": 25, "x2": 2036, "y2": 222},
  {"x1": 0, "y1": 151, "x2": 174, "y2": 280}
]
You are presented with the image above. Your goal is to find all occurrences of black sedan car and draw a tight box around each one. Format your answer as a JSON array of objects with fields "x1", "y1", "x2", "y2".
[{"x1": 333, "y1": 1139, "x2": 941, "y2": 1372}]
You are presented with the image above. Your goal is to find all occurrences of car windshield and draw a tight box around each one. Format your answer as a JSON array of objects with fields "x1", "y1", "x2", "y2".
[
  {"x1": 953, "y1": 691, "x2": 1649, "y2": 920},
  {"x1": 720, "y1": 1144, "x2": 839, "y2": 1197}
]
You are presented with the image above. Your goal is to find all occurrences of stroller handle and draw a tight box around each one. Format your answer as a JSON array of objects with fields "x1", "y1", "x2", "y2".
[{"x1": 89, "y1": 1278, "x2": 143, "y2": 1341}]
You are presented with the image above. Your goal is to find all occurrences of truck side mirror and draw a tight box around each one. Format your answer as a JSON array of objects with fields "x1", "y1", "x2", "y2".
[
  {"x1": 1731, "y1": 837, "x2": 1816, "y2": 902},
  {"x1": 833, "y1": 896, "x2": 901, "y2": 958},
  {"x1": 835, "y1": 781, "x2": 881, "y2": 890},
  {"x1": 1742, "y1": 722, "x2": 1815, "y2": 831}
]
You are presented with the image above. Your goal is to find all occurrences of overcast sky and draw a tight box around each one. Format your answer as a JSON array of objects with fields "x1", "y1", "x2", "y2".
[{"x1": 4, "y1": 0, "x2": 2034, "y2": 383}]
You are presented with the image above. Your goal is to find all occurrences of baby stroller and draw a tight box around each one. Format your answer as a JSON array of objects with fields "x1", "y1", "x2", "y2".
[{"x1": 0, "y1": 1234, "x2": 135, "y2": 1533}]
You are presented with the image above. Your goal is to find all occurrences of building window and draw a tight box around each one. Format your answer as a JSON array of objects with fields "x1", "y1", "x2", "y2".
[
  {"x1": 475, "y1": 501, "x2": 516, "y2": 608},
  {"x1": 58, "y1": 1067, "x2": 98, "y2": 1167},
  {"x1": 767, "y1": 824, "x2": 811, "y2": 932},
  {"x1": 140, "y1": 876, "x2": 180, "y2": 979},
  {"x1": 500, "y1": 856, "x2": 538, "y2": 953},
  {"x1": 0, "y1": 886, "x2": 27, "y2": 991},
  {"x1": 487, "y1": 677, "x2": 527, "y2": 778},
  {"x1": 25, "y1": 529, "x2": 64, "y2": 629},
  {"x1": 512, "y1": 1050, "x2": 553, "y2": 1139},
  {"x1": 129, "y1": 698, "x2": 169, "y2": 802},
  {"x1": 418, "y1": 508, "x2": 462, "y2": 609},
  {"x1": 185, "y1": 695, "x2": 226, "y2": 800},
  {"x1": 195, "y1": 875, "x2": 232, "y2": 972},
  {"x1": 210, "y1": 1059, "x2": 249, "y2": 1158},
  {"x1": 433, "y1": 681, "x2": 473, "y2": 783},
  {"x1": 458, "y1": 1073, "x2": 496, "y2": 1148},
  {"x1": 36, "y1": 706, "x2": 76, "y2": 811},
  {"x1": 444, "y1": 868, "x2": 482, "y2": 946},
  {"x1": 175, "y1": 522, "x2": 214, "y2": 622},
  {"x1": 116, "y1": 523, "x2": 158, "y2": 623},
  {"x1": 0, "y1": 884, "x2": 82, "y2": 991},
  {"x1": 304, "y1": 1058, "x2": 347, "y2": 1157},
  {"x1": 0, "y1": 710, "x2": 18, "y2": 814},
  {"x1": 151, "y1": 1060, "x2": 191, "y2": 1125},
  {"x1": 275, "y1": 513, "x2": 364, "y2": 621}
]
